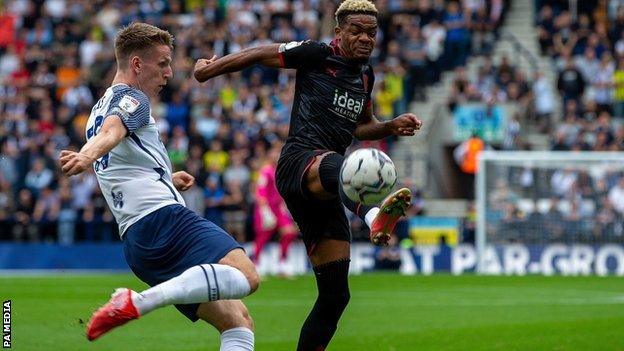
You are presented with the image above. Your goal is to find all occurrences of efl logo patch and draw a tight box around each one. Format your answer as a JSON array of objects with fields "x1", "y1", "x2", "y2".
[{"x1": 119, "y1": 95, "x2": 140, "y2": 114}]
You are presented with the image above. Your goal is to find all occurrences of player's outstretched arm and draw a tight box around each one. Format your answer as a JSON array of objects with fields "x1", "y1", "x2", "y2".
[
  {"x1": 59, "y1": 116, "x2": 126, "y2": 176},
  {"x1": 194, "y1": 44, "x2": 282, "y2": 82},
  {"x1": 354, "y1": 104, "x2": 422, "y2": 140}
]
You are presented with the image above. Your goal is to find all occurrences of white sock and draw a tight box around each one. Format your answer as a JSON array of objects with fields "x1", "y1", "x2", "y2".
[
  {"x1": 364, "y1": 207, "x2": 380, "y2": 228},
  {"x1": 131, "y1": 264, "x2": 251, "y2": 315},
  {"x1": 220, "y1": 327, "x2": 254, "y2": 351}
]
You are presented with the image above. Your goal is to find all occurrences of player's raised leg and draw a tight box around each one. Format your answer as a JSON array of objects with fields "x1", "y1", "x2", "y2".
[
  {"x1": 86, "y1": 248, "x2": 259, "y2": 341},
  {"x1": 369, "y1": 187, "x2": 411, "y2": 245},
  {"x1": 130, "y1": 249, "x2": 258, "y2": 314},
  {"x1": 196, "y1": 250, "x2": 256, "y2": 351},
  {"x1": 307, "y1": 151, "x2": 411, "y2": 245}
]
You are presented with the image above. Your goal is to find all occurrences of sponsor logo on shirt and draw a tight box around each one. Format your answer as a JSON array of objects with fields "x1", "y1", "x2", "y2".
[{"x1": 331, "y1": 89, "x2": 364, "y2": 122}]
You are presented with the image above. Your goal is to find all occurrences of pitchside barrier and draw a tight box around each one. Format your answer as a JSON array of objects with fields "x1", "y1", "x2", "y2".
[{"x1": 1, "y1": 242, "x2": 624, "y2": 275}]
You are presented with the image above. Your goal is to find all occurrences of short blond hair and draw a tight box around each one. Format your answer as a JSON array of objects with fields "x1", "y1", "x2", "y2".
[
  {"x1": 114, "y1": 22, "x2": 174, "y2": 69},
  {"x1": 335, "y1": 0, "x2": 378, "y2": 25}
]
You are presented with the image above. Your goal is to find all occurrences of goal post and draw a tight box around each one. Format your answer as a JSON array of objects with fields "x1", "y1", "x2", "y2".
[{"x1": 475, "y1": 151, "x2": 624, "y2": 274}]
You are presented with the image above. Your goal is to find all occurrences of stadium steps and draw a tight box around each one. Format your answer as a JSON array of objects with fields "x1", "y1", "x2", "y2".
[
  {"x1": 491, "y1": 0, "x2": 560, "y2": 150},
  {"x1": 391, "y1": 67, "x2": 457, "y2": 193},
  {"x1": 392, "y1": 0, "x2": 557, "y2": 196}
]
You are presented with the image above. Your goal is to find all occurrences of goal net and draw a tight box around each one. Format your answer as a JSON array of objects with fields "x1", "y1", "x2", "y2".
[{"x1": 475, "y1": 151, "x2": 624, "y2": 273}]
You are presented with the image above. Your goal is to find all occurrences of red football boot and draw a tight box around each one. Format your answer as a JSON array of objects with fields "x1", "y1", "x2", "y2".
[
  {"x1": 86, "y1": 288, "x2": 140, "y2": 341},
  {"x1": 370, "y1": 188, "x2": 411, "y2": 246}
]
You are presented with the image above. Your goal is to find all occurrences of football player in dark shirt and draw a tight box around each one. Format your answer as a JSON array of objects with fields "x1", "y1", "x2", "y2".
[{"x1": 194, "y1": 1, "x2": 421, "y2": 350}]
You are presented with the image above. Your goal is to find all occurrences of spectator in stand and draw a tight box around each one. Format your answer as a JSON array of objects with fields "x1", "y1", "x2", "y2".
[
  {"x1": 203, "y1": 173, "x2": 225, "y2": 228},
  {"x1": 443, "y1": 0, "x2": 470, "y2": 69},
  {"x1": 537, "y1": 5, "x2": 555, "y2": 55},
  {"x1": 57, "y1": 177, "x2": 76, "y2": 245},
  {"x1": 402, "y1": 24, "x2": 429, "y2": 101},
  {"x1": 471, "y1": 4, "x2": 495, "y2": 56},
  {"x1": 592, "y1": 53, "x2": 615, "y2": 112},
  {"x1": 166, "y1": 91, "x2": 190, "y2": 132},
  {"x1": 575, "y1": 48, "x2": 600, "y2": 85},
  {"x1": 533, "y1": 71, "x2": 556, "y2": 132},
  {"x1": 613, "y1": 56, "x2": 624, "y2": 118},
  {"x1": 32, "y1": 186, "x2": 59, "y2": 242},
  {"x1": 203, "y1": 139, "x2": 229, "y2": 173},
  {"x1": 608, "y1": 177, "x2": 624, "y2": 216},
  {"x1": 83, "y1": 186, "x2": 115, "y2": 242},
  {"x1": 422, "y1": 18, "x2": 446, "y2": 84},
  {"x1": 594, "y1": 197, "x2": 617, "y2": 240},
  {"x1": 0, "y1": 181, "x2": 13, "y2": 241},
  {"x1": 375, "y1": 79, "x2": 398, "y2": 121},
  {"x1": 553, "y1": 11, "x2": 577, "y2": 57},
  {"x1": 12, "y1": 188, "x2": 37, "y2": 242},
  {"x1": 222, "y1": 180, "x2": 247, "y2": 244},
  {"x1": 558, "y1": 58, "x2": 586, "y2": 106},
  {"x1": 24, "y1": 157, "x2": 54, "y2": 197},
  {"x1": 382, "y1": 61, "x2": 406, "y2": 115},
  {"x1": 551, "y1": 168, "x2": 578, "y2": 197},
  {"x1": 168, "y1": 125, "x2": 190, "y2": 170},
  {"x1": 224, "y1": 151, "x2": 251, "y2": 188}
]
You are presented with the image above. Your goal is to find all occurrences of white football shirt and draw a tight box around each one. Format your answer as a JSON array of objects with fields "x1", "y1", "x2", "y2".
[{"x1": 85, "y1": 83, "x2": 185, "y2": 236}]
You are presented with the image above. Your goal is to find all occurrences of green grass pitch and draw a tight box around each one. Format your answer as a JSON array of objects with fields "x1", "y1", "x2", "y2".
[{"x1": 3, "y1": 273, "x2": 624, "y2": 350}]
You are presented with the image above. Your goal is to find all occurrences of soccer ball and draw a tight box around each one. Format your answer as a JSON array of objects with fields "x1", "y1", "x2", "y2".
[{"x1": 340, "y1": 148, "x2": 397, "y2": 205}]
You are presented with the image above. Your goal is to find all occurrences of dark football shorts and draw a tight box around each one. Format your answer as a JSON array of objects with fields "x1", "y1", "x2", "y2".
[
  {"x1": 122, "y1": 204, "x2": 242, "y2": 321},
  {"x1": 276, "y1": 148, "x2": 351, "y2": 253}
]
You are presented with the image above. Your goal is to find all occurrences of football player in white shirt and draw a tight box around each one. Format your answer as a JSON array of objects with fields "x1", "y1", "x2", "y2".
[{"x1": 59, "y1": 23, "x2": 258, "y2": 350}]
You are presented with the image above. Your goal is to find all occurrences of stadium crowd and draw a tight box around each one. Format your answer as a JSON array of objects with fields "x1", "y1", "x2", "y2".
[
  {"x1": 0, "y1": 0, "x2": 507, "y2": 244},
  {"x1": 536, "y1": 0, "x2": 624, "y2": 152},
  {"x1": 480, "y1": 0, "x2": 624, "y2": 244},
  {"x1": 487, "y1": 166, "x2": 624, "y2": 244}
]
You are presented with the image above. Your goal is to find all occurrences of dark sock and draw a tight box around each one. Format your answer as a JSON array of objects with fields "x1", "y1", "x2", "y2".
[
  {"x1": 297, "y1": 259, "x2": 351, "y2": 351},
  {"x1": 319, "y1": 153, "x2": 375, "y2": 226},
  {"x1": 339, "y1": 185, "x2": 375, "y2": 226}
]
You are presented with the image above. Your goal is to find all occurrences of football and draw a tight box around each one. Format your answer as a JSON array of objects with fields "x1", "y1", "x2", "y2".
[{"x1": 340, "y1": 148, "x2": 397, "y2": 205}]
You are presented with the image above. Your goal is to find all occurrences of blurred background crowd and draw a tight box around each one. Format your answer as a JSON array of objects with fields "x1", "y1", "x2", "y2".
[
  {"x1": 0, "y1": 0, "x2": 509, "y2": 245},
  {"x1": 467, "y1": 0, "x2": 624, "y2": 246}
]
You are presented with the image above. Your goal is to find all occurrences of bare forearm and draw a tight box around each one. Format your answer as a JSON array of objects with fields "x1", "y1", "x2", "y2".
[
  {"x1": 354, "y1": 118, "x2": 391, "y2": 140},
  {"x1": 79, "y1": 130, "x2": 123, "y2": 161},
  {"x1": 194, "y1": 44, "x2": 281, "y2": 82}
]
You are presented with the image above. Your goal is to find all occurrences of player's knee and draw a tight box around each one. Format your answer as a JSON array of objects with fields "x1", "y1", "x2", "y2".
[
  {"x1": 236, "y1": 263, "x2": 260, "y2": 294},
  {"x1": 242, "y1": 261, "x2": 260, "y2": 293},
  {"x1": 319, "y1": 288, "x2": 350, "y2": 319},
  {"x1": 209, "y1": 302, "x2": 254, "y2": 332},
  {"x1": 318, "y1": 152, "x2": 344, "y2": 195},
  {"x1": 305, "y1": 152, "x2": 343, "y2": 200},
  {"x1": 220, "y1": 249, "x2": 260, "y2": 294},
  {"x1": 246, "y1": 269, "x2": 260, "y2": 293},
  {"x1": 313, "y1": 258, "x2": 351, "y2": 321}
]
